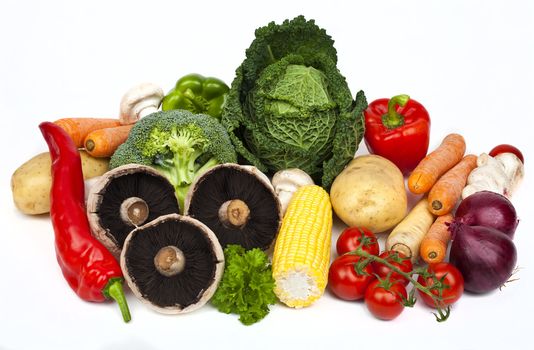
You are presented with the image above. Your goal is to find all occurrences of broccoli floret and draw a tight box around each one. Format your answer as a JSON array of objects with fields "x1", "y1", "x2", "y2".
[{"x1": 110, "y1": 110, "x2": 237, "y2": 211}]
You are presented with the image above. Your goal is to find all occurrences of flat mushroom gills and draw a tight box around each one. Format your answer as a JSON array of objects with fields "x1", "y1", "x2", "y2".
[
  {"x1": 98, "y1": 172, "x2": 179, "y2": 249},
  {"x1": 123, "y1": 217, "x2": 220, "y2": 309},
  {"x1": 187, "y1": 166, "x2": 281, "y2": 250}
]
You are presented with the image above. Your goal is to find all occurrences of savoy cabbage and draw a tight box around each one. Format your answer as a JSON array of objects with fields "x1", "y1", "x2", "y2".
[{"x1": 222, "y1": 16, "x2": 367, "y2": 188}]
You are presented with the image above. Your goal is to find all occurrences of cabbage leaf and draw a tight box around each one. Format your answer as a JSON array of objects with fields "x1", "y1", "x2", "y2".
[{"x1": 222, "y1": 16, "x2": 366, "y2": 188}]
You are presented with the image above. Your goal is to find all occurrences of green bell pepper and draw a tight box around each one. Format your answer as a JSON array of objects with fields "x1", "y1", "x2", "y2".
[{"x1": 162, "y1": 73, "x2": 230, "y2": 119}]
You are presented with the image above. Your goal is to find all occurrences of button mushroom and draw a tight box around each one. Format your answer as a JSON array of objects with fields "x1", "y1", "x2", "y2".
[
  {"x1": 119, "y1": 82, "x2": 164, "y2": 125},
  {"x1": 87, "y1": 164, "x2": 180, "y2": 259},
  {"x1": 184, "y1": 164, "x2": 282, "y2": 251},
  {"x1": 120, "y1": 213, "x2": 224, "y2": 314},
  {"x1": 271, "y1": 168, "x2": 314, "y2": 215}
]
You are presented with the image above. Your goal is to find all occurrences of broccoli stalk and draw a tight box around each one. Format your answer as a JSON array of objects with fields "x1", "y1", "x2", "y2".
[{"x1": 145, "y1": 126, "x2": 218, "y2": 209}]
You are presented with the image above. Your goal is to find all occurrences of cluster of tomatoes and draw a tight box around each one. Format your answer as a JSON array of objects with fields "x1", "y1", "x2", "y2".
[{"x1": 328, "y1": 227, "x2": 465, "y2": 320}]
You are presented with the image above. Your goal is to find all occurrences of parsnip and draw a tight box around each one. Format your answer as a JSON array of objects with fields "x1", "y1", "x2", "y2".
[{"x1": 386, "y1": 198, "x2": 435, "y2": 262}]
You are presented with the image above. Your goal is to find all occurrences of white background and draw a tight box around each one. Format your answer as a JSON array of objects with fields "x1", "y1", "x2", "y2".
[{"x1": 1, "y1": 1, "x2": 533, "y2": 349}]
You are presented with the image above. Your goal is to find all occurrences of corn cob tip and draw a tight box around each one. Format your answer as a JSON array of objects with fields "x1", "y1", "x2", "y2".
[{"x1": 274, "y1": 265, "x2": 325, "y2": 308}]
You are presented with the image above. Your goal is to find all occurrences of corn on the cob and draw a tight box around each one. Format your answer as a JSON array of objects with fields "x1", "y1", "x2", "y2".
[{"x1": 272, "y1": 185, "x2": 332, "y2": 308}]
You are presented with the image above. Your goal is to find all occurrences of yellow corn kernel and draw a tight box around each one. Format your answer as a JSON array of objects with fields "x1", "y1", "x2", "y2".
[{"x1": 272, "y1": 185, "x2": 332, "y2": 308}]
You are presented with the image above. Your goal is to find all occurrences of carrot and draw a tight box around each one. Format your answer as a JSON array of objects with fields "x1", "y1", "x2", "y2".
[
  {"x1": 408, "y1": 133, "x2": 466, "y2": 195},
  {"x1": 54, "y1": 118, "x2": 122, "y2": 148},
  {"x1": 420, "y1": 214, "x2": 454, "y2": 264},
  {"x1": 385, "y1": 198, "x2": 435, "y2": 263},
  {"x1": 83, "y1": 124, "x2": 134, "y2": 158},
  {"x1": 428, "y1": 154, "x2": 478, "y2": 215}
]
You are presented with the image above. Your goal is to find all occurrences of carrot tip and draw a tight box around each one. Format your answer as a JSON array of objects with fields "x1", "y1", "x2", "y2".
[
  {"x1": 431, "y1": 200, "x2": 443, "y2": 211},
  {"x1": 85, "y1": 139, "x2": 95, "y2": 151}
]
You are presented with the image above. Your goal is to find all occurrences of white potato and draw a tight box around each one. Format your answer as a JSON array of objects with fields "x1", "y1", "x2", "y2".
[
  {"x1": 330, "y1": 155, "x2": 407, "y2": 233},
  {"x1": 11, "y1": 151, "x2": 109, "y2": 215}
]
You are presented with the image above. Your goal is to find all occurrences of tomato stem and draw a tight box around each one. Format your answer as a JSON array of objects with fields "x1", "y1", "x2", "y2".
[{"x1": 349, "y1": 248, "x2": 451, "y2": 322}]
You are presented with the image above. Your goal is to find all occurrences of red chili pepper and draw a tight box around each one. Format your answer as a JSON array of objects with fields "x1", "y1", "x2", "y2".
[
  {"x1": 364, "y1": 94, "x2": 431, "y2": 175},
  {"x1": 39, "y1": 121, "x2": 131, "y2": 322}
]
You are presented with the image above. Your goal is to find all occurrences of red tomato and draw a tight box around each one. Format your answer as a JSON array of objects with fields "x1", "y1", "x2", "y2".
[
  {"x1": 417, "y1": 262, "x2": 464, "y2": 308},
  {"x1": 364, "y1": 279, "x2": 407, "y2": 320},
  {"x1": 371, "y1": 251, "x2": 413, "y2": 286},
  {"x1": 489, "y1": 144, "x2": 524, "y2": 164},
  {"x1": 328, "y1": 254, "x2": 376, "y2": 301},
  {"x1": 336, "y1": 227, "x2": 379, "y2": 256}
]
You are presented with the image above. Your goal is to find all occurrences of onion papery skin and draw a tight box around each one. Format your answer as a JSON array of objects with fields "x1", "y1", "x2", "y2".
[
  {"x1": 456, "y1": 191, "x2": 519, "y2": 239},
  {"x1": 449, "y1": 222, "x2": 517, "y2": 294}
]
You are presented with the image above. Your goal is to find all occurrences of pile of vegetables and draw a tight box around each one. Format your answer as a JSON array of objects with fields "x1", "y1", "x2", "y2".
[{"x1": 8, "y1": 15, "x2": 526, "y2": 326}]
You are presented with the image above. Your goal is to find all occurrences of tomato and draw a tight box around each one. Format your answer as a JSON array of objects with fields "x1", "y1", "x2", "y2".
[
  {"x1": 371, "y1": 251, "x2": 413, "y2": 286},
  {"x1": 336, "y1": 226, "x2": 379, "y2": 256},
  {"x1": 489, "y1": 144, "x2": 524, "y2": 164},
  {"x1": 417, "y1": 262, "x2": 464, "y2": 308},
  {"x1": 328, "y1": 254, "x2": 376, "y2": 301},
  {"x1": 364, "y1": 279, "x2": 407, "y2": 320}
]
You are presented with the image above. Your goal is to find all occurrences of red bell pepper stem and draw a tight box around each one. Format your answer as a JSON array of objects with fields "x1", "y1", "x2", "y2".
[
  {"x1": 39, "y1": 121, "x2": 131, "y2": 323},
  {"x1": 382, "y1": 94, "x2": 410, "y2": 129}
]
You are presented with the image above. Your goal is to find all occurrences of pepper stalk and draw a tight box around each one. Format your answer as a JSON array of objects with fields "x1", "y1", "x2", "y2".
[
  {"x1": 381, "y1": 94, "x2": 410, "y2": 129},
  {"x1": 103, "y1": 278, "x2": 132, "y2": 323}
]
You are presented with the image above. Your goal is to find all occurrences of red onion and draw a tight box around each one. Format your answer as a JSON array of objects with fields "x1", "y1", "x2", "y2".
[
  {"x1": 449, "y1": 222, "x2": 517, "y2": 294},
  {"x1": 456, "y1": 191, "x2": 519, "y2": 238}
]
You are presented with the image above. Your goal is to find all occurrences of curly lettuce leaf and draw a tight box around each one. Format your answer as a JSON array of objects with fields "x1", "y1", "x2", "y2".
[{"x1": 211, "y1": 245, "x2": 276, "y2": 325}]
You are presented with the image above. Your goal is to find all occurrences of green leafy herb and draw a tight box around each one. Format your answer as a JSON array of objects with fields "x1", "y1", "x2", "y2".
[{"x1": 211, "y1": 245, "x2": 276, "y2": 325}]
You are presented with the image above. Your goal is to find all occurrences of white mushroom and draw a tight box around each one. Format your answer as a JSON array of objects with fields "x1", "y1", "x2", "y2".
[
  {"x1": 119, "y1": 83, "x2": 164, "y2": 125},
  {"x1": 271, "y1": 168, "x2": 314, "y2": 215},
  {"x1": 84, "y1": 176, "x2": 102, "y2": 204},
  {"x1": 462, "y1": 153, "x2": 524, "y2": 199}
]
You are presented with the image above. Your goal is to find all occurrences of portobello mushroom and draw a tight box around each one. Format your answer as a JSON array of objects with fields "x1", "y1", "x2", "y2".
[
  {"x1": 87, "y1": 164, "x2": 180, "y2": 258},
  {"x1": 120, "y1": 213, "x2": 224, "y2": 314},
  {"x1": 184, "y1": 164, "x2": 282, "y2": 250}
]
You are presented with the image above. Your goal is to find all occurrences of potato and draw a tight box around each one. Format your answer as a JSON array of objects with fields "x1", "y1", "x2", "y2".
[
  {"x1": 11, "y1": 151, "x2": 109, "y2": 215},
  {"x1": 330, "y1": 155, "x2": 407, "y2": 233}
]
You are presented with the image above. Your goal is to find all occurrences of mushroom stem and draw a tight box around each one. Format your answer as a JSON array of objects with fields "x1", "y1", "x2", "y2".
[
  {"x1": 120, "y1": 197, "x2": 149, "y2": 226},
  {"x1": 154, "y1": 246, "x2": 186, "y2": 277},
  {"x1": 138, "y1": 105, "x2": 159, "y2": 119},
  {"x1": 219, "y1": 199, "x2": 251, "y2": 228}
]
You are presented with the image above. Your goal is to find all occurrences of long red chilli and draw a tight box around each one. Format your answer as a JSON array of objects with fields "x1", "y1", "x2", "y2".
[{"x1": 39, "y1": 121, "x2": 131, "y2": 322}]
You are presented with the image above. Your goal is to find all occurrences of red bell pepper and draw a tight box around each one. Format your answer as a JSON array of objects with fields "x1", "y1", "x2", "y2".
[
  {"x1": 364, "y1": 94, "x2": 431, "y2": 175},
  {"x1": 39, "y1": 122, "x2": 131, "y2": 322}
]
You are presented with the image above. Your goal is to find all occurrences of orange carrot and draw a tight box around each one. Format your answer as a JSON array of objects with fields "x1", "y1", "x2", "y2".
[
  {"x1": 420, "y1": 214, "x2": 454, "y2": 264},
  {"x1": 428, "y1": 154, "x2": 477, "y2": 215},
  {"x1": 408, "y1": 133, "x2": 466, "y2": 194},
  {"x1": 83, "y1": 124, "x2": 134, "y2": 158},
  {"x1": 54, "y1": 118, "x2": 122, "y2": 148}
]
